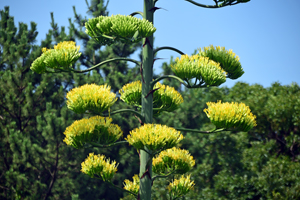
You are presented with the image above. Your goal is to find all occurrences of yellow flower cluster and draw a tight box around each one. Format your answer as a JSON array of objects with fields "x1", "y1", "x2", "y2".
[
  {"x1": 153, "y1": 82, "x2": 184, "y2": 115},
  {"x1": 198, "y1": 45, "x2": 244, "y2": 79},
  {"x1": 168, "y1": 175, "x2": 195, "y2": 198},
  {"x1": 153, "y1": 147, "x2": 195, "y2": 174},
  {"x1": 66, "y1": 84, "x2": 117, "y2": 114},
  {"x1": 171, "y1": 54, "x2": 226, "y2": 87},
  {"x1": 203, "y1": 100, "x2": 257, "y2": 132},
  {"x1": 85, "y1": 14, "x2": 156, "y2": 45},
  {"x1": 63, "y1": 116, "x2": 123, "y2": 149},
  {"x1": 119, "y1": 81, "x2": 142, "y2": 106},
  {"x1": 81, "y1": 153, "x2": 118, "y2": 181},
  {"x1": 119, "y1": 81, "x2": 184, "y2": 115},
  {"x1": 123, "y1": 174, "x2": 140, "y2": 195},
  {"x1": 30, "y1": 41, "x2": 81, "y2": 74},
  {"x1": 125, "y1": 124, "x2": 184, "y2": 152}
]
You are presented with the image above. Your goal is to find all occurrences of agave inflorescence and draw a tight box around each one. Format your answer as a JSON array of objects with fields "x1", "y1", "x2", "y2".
[
  {"x1": 66, "y1": 84, "x2": 117, "y2": 114},
  {"x1": 125, "y1": 124, "x2": 184, "y2": 152},
  {"x1": 63, "y1": 116, "x2": 123, "y2": 149},
  {"x1": 81, "y1": 153, "x2": 118, "y2": 181},
  {"x1": 30, "y1": 41, "x2": 81, "y2": 73},
  {"x1": 85, "y1": 14, "x2": 156, "y2": 45},
  {"x1": 152, "y1": 147, "x2": 195, "y2": 174},
  {"x1": 203, "y1": 100, "x2": 257, "y2": 132}
]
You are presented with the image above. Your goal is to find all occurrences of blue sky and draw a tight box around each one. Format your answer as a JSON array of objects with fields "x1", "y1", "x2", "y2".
[{"x1": 1, "y1": 0, "x2": 300, "y2": 88}]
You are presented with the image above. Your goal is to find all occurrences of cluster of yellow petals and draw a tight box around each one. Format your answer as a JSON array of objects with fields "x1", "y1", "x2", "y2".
[
  {"x1": 154, "y1": 82, "x2": 184, "y2": 108},
  {"x1": 123, "y1": 174, "x2": 140, "y2": 195},
  {"x1": 125, "y1": 124, "x2": 183, "y2": 152},
  {"x1": 168, "y1": 175, "x2": 195, "y2": 197},
  {"x1": 153, "y1": 147, "x2": 195, "y2": 174},
  {"x1": 198, "y1": 45, "x2": 244, "y2": 79},
  {"x1": 81, "y1": 153, "x2": 118, "y2": 181},
  {"x1": 203, "y1": 100, "x2": 257, "y2": 132},
  {"x1": 171, "y1": 54, "x2": 226, "y2": 86},
  {"x1": 66, "y1": 84, "x2": 117, "y2": 114},
  {"x1": 63, "y1": 116, "x2": 122, "y2": 148},
  {"x1": 119, "y1": 81, "x2": 142, "y2": 106},
  {"x1": 31, "y1": 41, "x2": 81, "y2": 74}
]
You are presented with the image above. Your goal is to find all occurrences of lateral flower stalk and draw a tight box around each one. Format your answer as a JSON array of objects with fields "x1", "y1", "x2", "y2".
[
  {"x1": 85, "y1": 14, "x2": 156, "y2": 45},
  {"x1": 203, "y1": 100, "x2": 257, "y2": 132},
  {"x1": 152, "y1": 147, "x2": 195, "y2": 174},
  {"x1": 63, "y1": 116, "x2": 123, "y2": 149},
  {"x1": 66, "y1": 84, "x2": 117, "y2": 114},
  {"x1": 125, "y1": 124, "x2": 184, "y2": 152},
  {"x1": 30, "y1": 41, "x2": 81, "y2": 73},
  {"x1": 198, "y1": 45, "x2": 244, "y2": 79},
  {"x1": 81, "y1": 153, "x2": 118, "y2": 181},
  {"x1": 168, "y1": 175, "x2": 195, "y2": 198}
]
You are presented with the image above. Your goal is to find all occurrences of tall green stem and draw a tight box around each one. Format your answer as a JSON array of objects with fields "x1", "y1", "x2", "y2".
[{"x1": 139, "y1": 0, "x2": 154, "y2": 199}]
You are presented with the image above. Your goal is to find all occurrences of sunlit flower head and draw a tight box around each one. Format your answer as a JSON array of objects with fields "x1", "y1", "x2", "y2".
[
  {"x1": 168, "y1": 175, "x2": 195, "y2": 198},
  {"x1": 198, "y1": 45, "x2": 244, "y2": 79},
  {"x1": 203, "y1": 100, "x2": 257, "y2": 132},
  {"x1": 30, "y1": 41, "x2": 81, "y2": 73},
  {"x1": 85, "y1": 14, "x2": 156, "y2": 45},
  {"x1": 171, "y1": 54, "x2": 226, "y2": 87},
  {"x1": 125, "y1": 124, "x2": 184, "y2": 152},
  {"x1": 153, "y1": 147, "x2": 195, "y2": 174},
  {"x1": 63, "y1": 116, "x2": 123, "y2": 149},
  {"x1": 81, "y1": 153, "x2": 118, "y2": 181},
  {"x1": 66, "y1": 84, "x2": 117, "y2": 114},
  {"x1": 123, "y1": 174, "x2": 140, "y2": 195},
  {"x1": 153, "y1": 82, "x2": 184, "y2": 115},
  {"x1": 119, "y1": 81, "x2": 142, "y2": 106}
]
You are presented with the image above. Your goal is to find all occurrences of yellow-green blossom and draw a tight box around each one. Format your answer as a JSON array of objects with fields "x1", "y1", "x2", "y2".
[
  {"x1": 203, "y1": 100, "x2": 257, "y2": 132},
  {"x1": 153, "y1": 147, "x2": 195, "y2": 174},
  {"x1": 123, "y1": 174, "x2": 140, "y2": 195},
  {"x1": 85, "y1": 14, "x2": 156, "y2": 45},
  {"x1": 198, "y1": 45, "x2": 244, "y2": 79},
  {"x1": 168, "y1": 175, "x2": 195, "y2": 198},
  {"x1": 66, "y1": 84, "x2": 117, "y2": 114},
  {"x1": 119, "y1": 81, "x2": 142, "y2": 106},
  {"x1": 171, "y1": 54, "x2": 226, "y2": 86},
  {"x1": 125, "y1": 124, "x2": 183, "y2": 152},
  {"x1": 63, "y1": 116, "x2": 123, "y2": 149},
  {"x1": 30, "y1": 41, "x2": 81, "y2": 73},
  {"x1": 81, "y1": 153, "x2": 118, "y2": 181},
  {"x1": 153, "y1": 82, "x2": 184, "y2": 115},
  {"x1": 119, "y1": 81, "x2": 184, "y2": 115}
]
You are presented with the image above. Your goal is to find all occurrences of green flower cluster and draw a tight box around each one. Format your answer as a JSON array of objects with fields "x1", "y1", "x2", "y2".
[
  {"x1": 30, "y1": 41, "x2": 81, "y2": 73},
  {"x1": 153, "y1": 147, "x2": 195, "y2": 174},
  {"x1": 63, "y1": 116, "x2": 123, "y2": 149},
  {"x1": 204, "y1": 100, "x2": 257, "y2": 132},
  {"x1": 119, "y1": 81, "x2": 183, "y2": 115},
  {"x1": 198, "y1": 45, "x2": 244, "y2": 79},
  {"x1": 85, "y1": 14, "x2": 156, "y2": 45},
  {"x1": 81, "y1": 153, "x2": 118, "y2": 181},
  {"x1": 168, "y1": 175, "x2": 195, "y2": 198},
  {"x1": 66, "y1": 84, "x2": 117, "y2": 114},
  {"x1": 125, "y1": 124, "x2": 184, "y2": 152},
  {"x1": 171, "y1": 55, "x2": 226, "y2": 87},
  {"x1": 123, "y1": 174, "x2": 140, "y2": 195}
]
